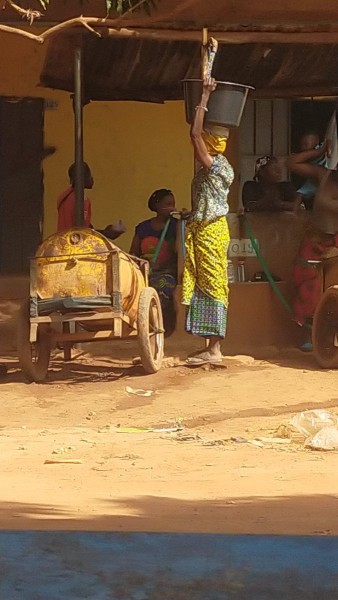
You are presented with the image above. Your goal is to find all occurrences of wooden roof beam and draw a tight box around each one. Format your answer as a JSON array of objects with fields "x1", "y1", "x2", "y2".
[{"x1": 2, "y1": 17, "x2": 338, "y2": 45}]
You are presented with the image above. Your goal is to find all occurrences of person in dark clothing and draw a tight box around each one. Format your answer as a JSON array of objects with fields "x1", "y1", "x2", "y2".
[
  {"x1": 242, "y1": 155, "x2": 299, "y2": 213},
  {"x1": 130, "y1": 188, "x2": 177, "y2": 336}
]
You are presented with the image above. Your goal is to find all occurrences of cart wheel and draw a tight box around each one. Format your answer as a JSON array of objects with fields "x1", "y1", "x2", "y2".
[
  {"x1": 137, "y1": 287, "x2": 164, "y2": 374},
  {"x1": 17, "y1": 300, "x2": 51, "y2": 382},
  {"x1": 313, "y1": 286, "x2": 338, "y2": 369}
]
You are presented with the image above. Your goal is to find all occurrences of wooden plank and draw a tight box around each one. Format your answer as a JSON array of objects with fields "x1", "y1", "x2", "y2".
[
  {"x1": 255, "y1": 100, "x2": 272, "y2": 155},
  {"x1": 31, "y1": 311, "x2": 122, "y2": 323},
  {"x1": 239, "y1": 99, "x2": 254, "y2": 155},
  {"x1": 55, "y1": 331, "x2": 118, "y2": 342},
  {"x1": 54, "y1": 329, "x2": 137, "y2": 343},
  {"x1": 81, "y1": 27, "x2": 338, "y2": 45},
  {"x1": 272, "y1": 100, "x2": 290, "y2": 156}
]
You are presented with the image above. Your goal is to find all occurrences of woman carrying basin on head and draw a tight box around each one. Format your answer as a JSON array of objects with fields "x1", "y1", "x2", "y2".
[{"x1": 183, "y1": 76, "x2": 234, "y2": 366}]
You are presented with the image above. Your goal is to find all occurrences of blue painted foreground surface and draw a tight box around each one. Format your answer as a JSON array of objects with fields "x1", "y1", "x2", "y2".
[{"x1": 0, "y1": 533, "x2": 337, "y2": 599}]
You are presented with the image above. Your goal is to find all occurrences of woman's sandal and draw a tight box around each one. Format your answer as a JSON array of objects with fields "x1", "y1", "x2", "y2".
[{"x1": 185, "y1": 354, "x2": 223, "y2": 367}]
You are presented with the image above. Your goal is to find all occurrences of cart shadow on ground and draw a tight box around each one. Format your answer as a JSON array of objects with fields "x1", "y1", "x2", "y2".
[
  {"x1": 0, "y1": 339, "x2": 331, "y2": 385},
  {"x1": 0, "y1": 356, "x2": 148, "y2": 385}
]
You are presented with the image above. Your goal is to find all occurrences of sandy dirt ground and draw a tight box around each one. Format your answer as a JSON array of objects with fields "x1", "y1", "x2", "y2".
[{"x1": 1, "y1": 337, "x2": 338, "y2": 535}]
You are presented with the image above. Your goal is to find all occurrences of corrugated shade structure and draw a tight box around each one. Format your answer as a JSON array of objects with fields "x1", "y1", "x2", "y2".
[
  {"x1": 40, "y1": 35, "x2": 338, "y2": 101},
  {"x1": 32, "y1": 0, "x2": 338, "y2": 100}
]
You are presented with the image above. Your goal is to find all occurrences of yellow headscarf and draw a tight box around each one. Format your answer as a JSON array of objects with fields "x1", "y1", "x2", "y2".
[{"x1": 202, "y1": 130, "x2": 228, "y2": 155}]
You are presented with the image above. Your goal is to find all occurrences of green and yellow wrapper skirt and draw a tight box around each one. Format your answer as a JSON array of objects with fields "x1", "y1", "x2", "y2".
[{"x1": 182, "y1": 216, "x2": 230, "y2": 338}]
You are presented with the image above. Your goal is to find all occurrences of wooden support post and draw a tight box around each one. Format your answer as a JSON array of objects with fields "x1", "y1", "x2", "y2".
[
  {"x1": 74, "y1": 43, "x2": 84, "y2": 227},
  {"x1": 63, "y1": 322, "x2": 72, "y2": 362}
]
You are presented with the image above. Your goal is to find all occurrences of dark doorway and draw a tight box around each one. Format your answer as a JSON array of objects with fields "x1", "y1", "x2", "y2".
[
  {"x1": 291, "y1": 99, "x2": 336, "y2": 151},
  {"x1": 290, "y1": 99, "x2": 337, "y2": 199},
  {"x1": 0, "y1": 97, "x2": 44, "y2": 274}
]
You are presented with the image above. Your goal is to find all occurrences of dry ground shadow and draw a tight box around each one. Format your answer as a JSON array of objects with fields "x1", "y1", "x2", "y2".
[{"x1": 0, "y1": 494, "x2": 337, "y2": 535}]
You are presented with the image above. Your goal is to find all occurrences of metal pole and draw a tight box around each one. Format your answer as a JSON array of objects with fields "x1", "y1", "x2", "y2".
[{"x1": 74, "y1": 44, "x2": 84, "y2": 227}]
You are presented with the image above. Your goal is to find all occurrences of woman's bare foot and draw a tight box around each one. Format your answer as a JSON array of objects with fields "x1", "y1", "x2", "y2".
[
  {"x1": 188, "y1": 347, "x2": 209, "y2": 358},
  {"x1": 186, "y1": 336, "x2": 222, "y2": 365}
]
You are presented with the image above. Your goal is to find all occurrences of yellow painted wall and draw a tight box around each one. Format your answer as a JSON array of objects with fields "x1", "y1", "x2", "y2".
[
  {"x1": 0, "y1": 30, "x2": 239, "y2": 253},
  {"x1": 44, "y1": 99, "x2": 193, "y2": 251},
  {"x1": 44, "y1": 99, "x2": 239, "y2": 251}
]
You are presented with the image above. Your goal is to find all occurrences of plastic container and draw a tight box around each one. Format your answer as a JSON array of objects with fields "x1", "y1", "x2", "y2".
[
  {"x1": 183, "y1": 79, "x2": 254, "y2": 128},
  {"x1": 227, "y1": 260, "x2": 236, "y2": 283},
  {"x1": 237, "y1": 261, "x2": 245, "y2": 282}
]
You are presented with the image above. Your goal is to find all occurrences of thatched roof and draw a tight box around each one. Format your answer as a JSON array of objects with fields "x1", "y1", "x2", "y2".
[
  {"x1": 4, "y1": 0, "x2": 338, "y2": 100},
  {"x1": 40, "y1": 35, "x2": 338, "y2": 101}
]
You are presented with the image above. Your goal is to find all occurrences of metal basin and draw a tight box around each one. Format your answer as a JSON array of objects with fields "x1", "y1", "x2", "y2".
[{"x1": 183, "y1": 79, "x2": 254, "y2": 128}]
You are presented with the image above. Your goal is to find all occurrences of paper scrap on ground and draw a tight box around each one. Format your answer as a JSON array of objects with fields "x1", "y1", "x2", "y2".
[
  {"x1": 116, "y1": 422, "x2": 184, "y2": 434},
  {"x1": 125, "y1": 386, "x2": 155, "y2": 397},
  {"x1": 44, "y1": 459, "x2": 83, "y2": 464}
]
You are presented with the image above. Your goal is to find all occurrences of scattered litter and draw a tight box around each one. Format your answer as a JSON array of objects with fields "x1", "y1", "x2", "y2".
[
  {"x1": 86, "y1": 411, "x2": 97, "y2": 421},
  {"x1": 98, "y1": 425, "x2": 110, "y2": 433},
  {"x1": 290, "y1": 410, "x2": 337, "y2": 437},
  {"x1": 151, "y1": 422, "x2": 184, "y2": 433},
  {"x1": 255, "y1": 437, "x2": 291, "y2": 444},
  {"x1": 116, "y1": 453, "x2": 142, "y2": 461},
  {"x1": 52, "y1": 446, "x2": 76, "y2": 455},
  {"x1": 201, "y1": 438, "x2": 227, "y2": 446},
  {"x1": 248, "y1": 440, "x2": 264, "y2": 448},
  {"x1": 44, "y1": 459, "x2": 83, "y2": 464},
  {"x1": 305, "y1": 426, "x2": 338, "y2": 451},
  {"x1": 116, "y1": 422, "x2": 184, "y2": 434},
  {"x1": 92, "y1": 467, "x2": 112, "y2": 472},
  {"x1": 275, "y1": 424, "x2": 292, "y2": 439},
  {"x1": 116, "y1": 426, "x2": 149, "y2": 433},
  {"x1": 125, "y1": 386, "x2": 155, "y2": 398},
  {"x1": 176, "y1": 433, "x2": 201, "y2": 442}
]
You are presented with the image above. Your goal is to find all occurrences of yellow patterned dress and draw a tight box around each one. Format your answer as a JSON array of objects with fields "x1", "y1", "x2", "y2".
[{"x1": 182, "y1": 154, "x2": 234, "y2": 338}]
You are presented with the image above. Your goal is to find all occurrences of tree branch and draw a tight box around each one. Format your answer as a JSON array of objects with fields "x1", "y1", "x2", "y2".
[
  {"x1": 0, "y1": 22, "x2": 43, "y2": 41},
  {"x1": 6, "y1": 0, "x2": 42, "y2": 24},
  {"x1": 2, "y1": 15, "x2": 338, "y2": 47}
]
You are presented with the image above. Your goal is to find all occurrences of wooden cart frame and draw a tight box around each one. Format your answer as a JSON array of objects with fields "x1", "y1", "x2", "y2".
[
  {"x1": 312, "y1": 254, "x2": 338, "y2": 368},
  {"x1": 18, "y1": 246, "x2": 165, "y2": 382}
]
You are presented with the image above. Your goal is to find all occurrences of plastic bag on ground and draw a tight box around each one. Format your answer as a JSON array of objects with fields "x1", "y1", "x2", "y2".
[
  {"x1": 306, "y1": 426, "x2": 338, "y2": 451},
  {"x1": 289, "y1": 410, "x2": 337, "y2": 437}
]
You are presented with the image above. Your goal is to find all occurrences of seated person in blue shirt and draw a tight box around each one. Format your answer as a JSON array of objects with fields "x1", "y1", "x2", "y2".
[{"x1": 295, "y1": 131, "x2": 329, "y2": 210}]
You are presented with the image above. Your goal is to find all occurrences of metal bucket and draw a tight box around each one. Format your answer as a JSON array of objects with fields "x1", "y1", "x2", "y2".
[{"x1": 183, "y1": 79, "x2": 254, "y2": 128}]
